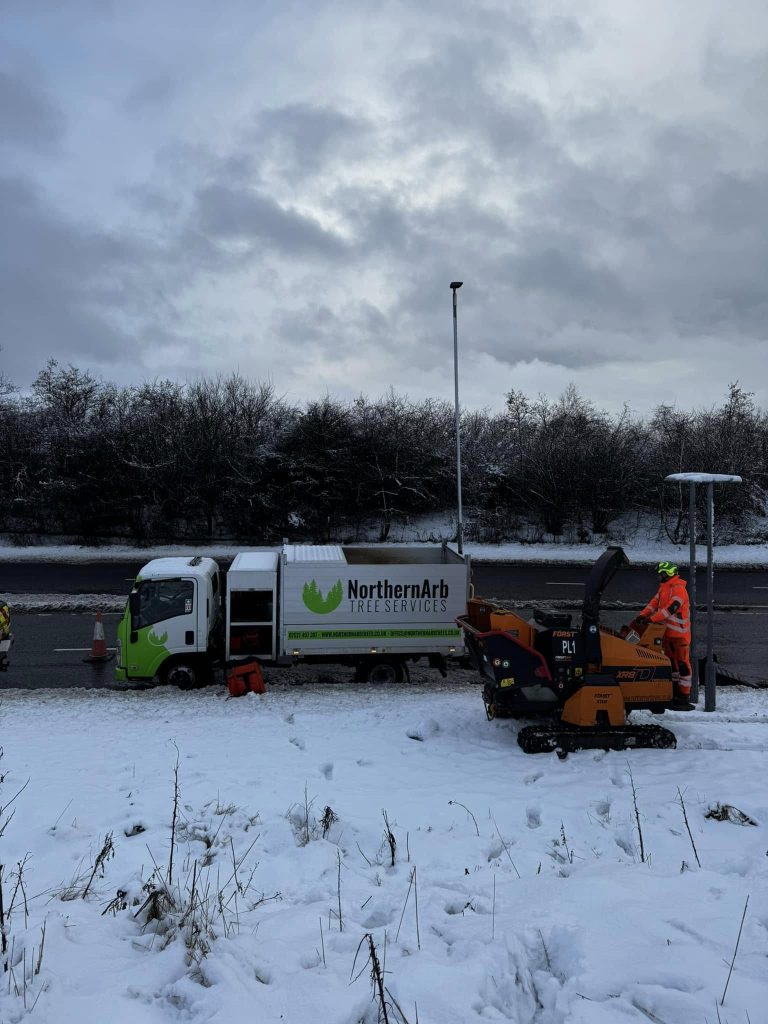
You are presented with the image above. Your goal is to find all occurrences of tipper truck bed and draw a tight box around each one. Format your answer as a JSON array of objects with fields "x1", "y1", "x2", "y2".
[{"x1": 116, "y1": 544, "x2": 471, "y2": 687}]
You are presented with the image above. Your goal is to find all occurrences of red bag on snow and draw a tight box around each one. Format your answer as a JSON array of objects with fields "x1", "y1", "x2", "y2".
[{"x1": 227, "y1": 660, "x2": 266, "y2": 697}]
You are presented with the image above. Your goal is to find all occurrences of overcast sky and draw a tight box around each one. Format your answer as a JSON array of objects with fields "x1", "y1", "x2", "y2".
[{"x1": 1, "y1": 0, "x2": 766, "y2": 413}]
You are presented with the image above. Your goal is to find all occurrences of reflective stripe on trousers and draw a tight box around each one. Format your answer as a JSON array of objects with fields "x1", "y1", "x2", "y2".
[{"x1": 663, "y1": 637, "x2": 691, "y2": 696}]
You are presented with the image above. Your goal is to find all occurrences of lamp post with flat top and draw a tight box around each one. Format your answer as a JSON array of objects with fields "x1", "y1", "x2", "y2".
[{"x1": 664, "y1": 473, "x2": 742, "y2": 711}]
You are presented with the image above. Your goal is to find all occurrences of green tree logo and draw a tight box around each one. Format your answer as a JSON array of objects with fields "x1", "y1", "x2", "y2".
[
  {"x1": 302, "y1": 579, "x2": 343, "y2": 615},
  {"x1": 148, "y1": 629, "x2": 168, "y2": 648}
]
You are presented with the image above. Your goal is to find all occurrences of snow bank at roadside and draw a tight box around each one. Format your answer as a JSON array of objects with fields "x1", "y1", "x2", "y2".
[
  {"x1": 467, "y1": 539, "x2": 768, "y2": 566},
  {"x1": 1, "y1": 683, "x2": 766, "y2": 1023},
  {"x1": 6, "y1": 592, "x2": 126, "y2": 613},
  {"x1": 1, "y1": 539, "x2": 767, "y2": 566}
]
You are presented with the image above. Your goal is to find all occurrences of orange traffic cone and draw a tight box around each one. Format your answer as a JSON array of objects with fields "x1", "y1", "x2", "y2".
[{"x1": 83, "y1": 611, "x2": 114, "y2": 663}]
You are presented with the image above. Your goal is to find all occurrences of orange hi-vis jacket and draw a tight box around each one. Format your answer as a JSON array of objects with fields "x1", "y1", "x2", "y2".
[{"x1": 640, "y1": 576, "x2": 690, "y2": 642}]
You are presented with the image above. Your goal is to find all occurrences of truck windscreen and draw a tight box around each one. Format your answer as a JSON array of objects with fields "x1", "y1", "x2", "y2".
[{"x1": 135, "y1": 579, "x2": 194, "y2": 629}]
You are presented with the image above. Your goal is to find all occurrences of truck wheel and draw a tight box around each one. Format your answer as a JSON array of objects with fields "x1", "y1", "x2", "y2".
[
  {"x1": 363, "y1": 659, "x2": 404, "y2": 685},
  {"x1": 163, "y1": 661, "x2": 200, "y2": 690}
]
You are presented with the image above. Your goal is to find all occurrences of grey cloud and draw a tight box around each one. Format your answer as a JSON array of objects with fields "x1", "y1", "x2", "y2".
[
  {"x1": 486, "y1": 114, "x2": 768, "y2": 343},
  {"x1": 509, "y1": 243, "x2": 633, "y2": 311},
  {"x1": 122, "y1": 74, "x2": 175, "y2": 113},
  {"x1": 0, "y1": 178, "x2": 132, "y2": 379},
  {"x1": 0, "y1": 0, "x2": 112, "y2": 11},
  {"x1": 3, "y1": 1, "x2": 766, "y2": 410},
  {"x1": 194, "y1": 183, "x2": 348, "y2": 259},
  {"x1": 393, "y1": 10, "x2": 566, "y2": 166},
  {"x1": 0, "y1": 70, "x2": 64, "y2": 151},
  {"x1": 272, "y1": 302, "x2": 389, "y2": 367},
  {"x1": 703, "y1": 43, "x2": 768, "y2": 116},
  {"x1": 0, "y1": 177, "x2": 209, "y2": 386},
  {"x1": 252, "y1": 103, "x2": 371, "y2": 181}
]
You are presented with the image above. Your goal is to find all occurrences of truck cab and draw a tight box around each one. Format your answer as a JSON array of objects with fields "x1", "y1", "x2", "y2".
[{"x1": 115, "y1": 556, "x2": 221, "y2": 687}]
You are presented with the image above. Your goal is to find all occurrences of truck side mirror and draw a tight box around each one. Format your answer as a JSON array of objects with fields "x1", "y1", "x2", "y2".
[{"x1": 129, "y1": 590, "x2": 140, "y2": 620}]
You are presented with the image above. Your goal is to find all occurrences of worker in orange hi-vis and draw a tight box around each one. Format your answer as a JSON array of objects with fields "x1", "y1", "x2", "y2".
[
  {"x1": 0, "y1": 597, "x2": 10, "y2": 640},
  {"x1": 637, "y1": 561, "x2": 692, "y2": 703},
  {"x1": 0, "y1": 596, "x2": 11, "y2": 671}
]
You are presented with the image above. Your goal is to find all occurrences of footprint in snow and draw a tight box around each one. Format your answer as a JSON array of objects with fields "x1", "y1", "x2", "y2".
[
  {"x1": 526, "y1": 805, "x2": 541, "y2": 829},
  {"x1": 445, "y1": 900, "x2": 480, "y2": 916},
  {"x1": 614, "y1": 835, "x2": 634, "y2": 857},
  {"x1": 363, "y1": 907, "x2": 393, "y2": 929},
  {"x1": 319, "y1": 762, "x2": 333, "y2": 779},
  {"x1": 289, "y1": 736, "x2": 306, "y2": 750},
  {"x1": 406, "y1": 718, "x2": 440, "y2": 741},
  {"x1": 524, "y1": 772, "x2": 543, "y2": 785},
  {"x1": 594, "y1": 798, "x2": 612, "y2": 822}
]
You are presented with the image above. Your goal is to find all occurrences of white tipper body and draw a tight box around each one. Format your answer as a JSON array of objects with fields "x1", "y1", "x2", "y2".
[{"x1": 225, "y1": 544, "x2": 470, "y2": 661}]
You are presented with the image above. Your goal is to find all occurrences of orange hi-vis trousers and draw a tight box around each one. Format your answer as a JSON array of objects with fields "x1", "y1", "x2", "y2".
[{"x1": 663, "y1": 636, "x2": 692, "y2": 697}]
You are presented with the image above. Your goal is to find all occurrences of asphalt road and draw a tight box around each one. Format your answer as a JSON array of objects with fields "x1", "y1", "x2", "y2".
[
  {"x1": 4, "y1": 608, "x2": 766, "y2": 691},
  {"x1": 473, "y1": 563, "x2": 768, "y2": 606},
  {"x1": 1, "y1": 559, "x2": 766, "y2": 691},
  {"x1": 2, "y1": 561, "x2": 767, "y2": 605}
]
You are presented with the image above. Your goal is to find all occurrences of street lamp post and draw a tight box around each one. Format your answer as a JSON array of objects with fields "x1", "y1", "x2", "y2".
[
  {"x1": 450, "y1": 281, "x2": 464, "y2": 555},
  {"x1": 664, "y1": 473, "x2": 742, "y2": 711}
]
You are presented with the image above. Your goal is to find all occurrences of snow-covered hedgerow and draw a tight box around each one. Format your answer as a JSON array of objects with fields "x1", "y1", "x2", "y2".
[{"x1": 1, "y1": 681, "x2": 767, "y2": 1023}]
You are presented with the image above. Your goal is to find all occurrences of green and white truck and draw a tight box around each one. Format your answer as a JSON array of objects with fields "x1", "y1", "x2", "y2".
[{"x1": 115, "y1": 544, "x2": 471, "y2": 687}]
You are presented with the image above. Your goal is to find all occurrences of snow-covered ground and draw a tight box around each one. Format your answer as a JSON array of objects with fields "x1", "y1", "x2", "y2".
[
  {"x1": 1, "y1": 680, "x2": 766, "y2": 1023},
  {"x1": 1, "y1": 539, "x2": 767, "y2": 567}
]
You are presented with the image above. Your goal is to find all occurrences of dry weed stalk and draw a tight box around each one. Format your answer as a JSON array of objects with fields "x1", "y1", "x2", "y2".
[
  {"x1": 0, "y1": 865, "x2": 7, "y2": 971},
  {"x1": 448, "y1": 799, "x2": 480, "y2": 837},
  {"x1": 336, "y1": 849, "x2": 343, "y2": 933},
  {"x1": 676, "y1": 787, "x2": 701, "y2": 868},
  {"x1": 490, "y1": 812, "x2": 521, "y2": 878},
  {"x1": 721, "y1": 895, "x2": 749, "y2": 1006},
  {"x1": 168, "y1": 742, "x2": 181, "y2": 884},
  {"x1": 81, "y1": 833, "x2": 115, "y2": 900},
  {"x1": 321, "y1": 805, "x2": 338, "y2": 838},
  {"x1": 352, "y1": 932, "x2": 414, "y2": 1024},
  {"x1": 626, "y1": 763, "x2": 646, "y2": 864},
  {"x1": 382, "y1": 810, "x2": 397, "y2": 867},
  {"x1": 395, "y1": 867, "x2": 421, "y2": 949}
]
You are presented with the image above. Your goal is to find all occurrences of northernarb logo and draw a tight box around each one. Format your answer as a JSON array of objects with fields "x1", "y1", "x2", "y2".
[{"x1": 302, "y1": 579, "x2": 343, "y2": 615}]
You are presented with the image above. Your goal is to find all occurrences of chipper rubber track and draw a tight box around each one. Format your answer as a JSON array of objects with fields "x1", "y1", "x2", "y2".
[{"x1": 517, "y1": 722, "x2": 676, "y2": 758}]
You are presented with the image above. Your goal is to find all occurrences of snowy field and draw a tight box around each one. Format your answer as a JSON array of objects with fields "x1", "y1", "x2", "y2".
[{"x1": 1, "y1": 680, "x2": 767, "y2": 1023}]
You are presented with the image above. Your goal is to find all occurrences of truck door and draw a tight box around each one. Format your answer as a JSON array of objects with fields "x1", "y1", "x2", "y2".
[
  {"x1": 201, "y1": 571, "x2": 221, "y2": 654},
  {"x1": 127, "y1": 577, "x2": 197, "y2": 679}
]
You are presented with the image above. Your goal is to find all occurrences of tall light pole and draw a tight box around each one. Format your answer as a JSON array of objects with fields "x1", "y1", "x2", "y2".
[
  {"x1": 664, "y1": 472, "x2": 742, "y2": 711},
  {"x1": 450, "y1": 281, "x2": 464, "y2": 554}
]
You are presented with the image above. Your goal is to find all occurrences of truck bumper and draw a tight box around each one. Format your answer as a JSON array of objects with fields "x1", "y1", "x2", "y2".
[{"x1": 115, "y1": 665, "x2": 128, "y2": 682}]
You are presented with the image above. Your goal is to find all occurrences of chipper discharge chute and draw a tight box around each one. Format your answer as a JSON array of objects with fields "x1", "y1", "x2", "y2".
[{"x1": 458, "y1": 547, "x2": 687, "y2": 755}]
